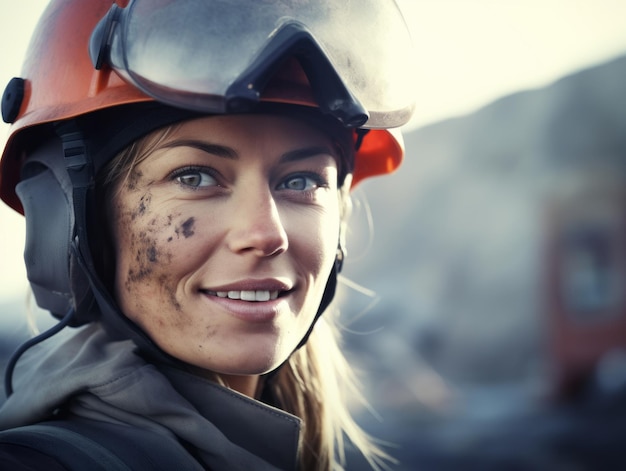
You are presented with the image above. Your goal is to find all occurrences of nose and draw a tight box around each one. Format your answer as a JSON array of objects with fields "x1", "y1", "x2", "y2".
[{"x1": 227, "y1": 186, "x2": 288, "y2": 257}]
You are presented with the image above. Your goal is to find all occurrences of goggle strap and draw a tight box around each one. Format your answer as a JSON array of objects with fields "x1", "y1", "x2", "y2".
[
  {"x1": 355, "y1": 128, "x2": 370, "y2": 151},
  {"x1": 90, "y1": 3, "x2": 123, "y2": 70}
]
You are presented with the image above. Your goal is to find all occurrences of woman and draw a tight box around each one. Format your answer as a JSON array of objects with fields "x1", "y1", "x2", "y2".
[{"x1": 0, "y1": 0, "x2": 414, "y2": 469}]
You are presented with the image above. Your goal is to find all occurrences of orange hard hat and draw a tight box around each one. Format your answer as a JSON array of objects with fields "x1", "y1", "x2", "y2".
[{"x1": 1, "y1": 0, "x2": 413, "y2": 214}]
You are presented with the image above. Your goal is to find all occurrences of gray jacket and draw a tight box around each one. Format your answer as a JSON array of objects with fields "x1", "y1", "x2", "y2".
[{"x1": 0, "y1": 323, "x2": 300, "y2": 470}]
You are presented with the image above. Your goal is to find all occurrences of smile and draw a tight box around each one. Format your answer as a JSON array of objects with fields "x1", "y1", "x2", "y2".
[{"x1": 206, "y1": 290, "x2": 280, "y2": 302}]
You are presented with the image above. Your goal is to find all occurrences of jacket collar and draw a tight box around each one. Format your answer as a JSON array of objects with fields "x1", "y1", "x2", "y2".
[{"x1": 161, "y1": 365, "x2": 300, "y2": 470}]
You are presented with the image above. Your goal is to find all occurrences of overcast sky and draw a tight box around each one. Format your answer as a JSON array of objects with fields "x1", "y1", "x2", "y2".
[{"x1": 1, "y1": 1, "x2": 626, "y2": 301}]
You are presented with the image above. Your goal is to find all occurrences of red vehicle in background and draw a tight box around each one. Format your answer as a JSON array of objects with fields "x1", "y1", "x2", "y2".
[{"x1": 546, "y1": 177, "x2": 626, "y2": 399}]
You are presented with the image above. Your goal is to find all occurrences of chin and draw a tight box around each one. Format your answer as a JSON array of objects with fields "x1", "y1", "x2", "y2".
[
  {"x1": 225, "y1": 355, "x2": 289, "y2": 376},
  {"x1": 201, "y1": 346, "x2": 293, "y2": 377}
]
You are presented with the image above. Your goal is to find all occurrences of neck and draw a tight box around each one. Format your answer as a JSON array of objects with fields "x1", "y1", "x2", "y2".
[{"x1": 217, "y1": 374, "x2": 263, "y2": 398}]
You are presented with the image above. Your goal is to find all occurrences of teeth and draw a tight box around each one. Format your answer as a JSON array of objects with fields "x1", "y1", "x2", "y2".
[{"x1": 212, "y1": 290, "x2": 279, "y2": 301}]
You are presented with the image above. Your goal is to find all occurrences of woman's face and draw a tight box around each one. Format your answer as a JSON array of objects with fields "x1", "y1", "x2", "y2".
[{"x1": 110, "y1": 114, "x2": 342, "y2": 384}]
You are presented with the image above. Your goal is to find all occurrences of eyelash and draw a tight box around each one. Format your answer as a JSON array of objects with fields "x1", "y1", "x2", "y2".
[
  {"x1": 170, "y1": 166, "x2": 219, "y2": 189},
  {"x1": 169, "y1": 166, "x2": 329, "y2": 194},
  {"x1": 277, "y1": 172, "x2": 328, "y2": 192}
]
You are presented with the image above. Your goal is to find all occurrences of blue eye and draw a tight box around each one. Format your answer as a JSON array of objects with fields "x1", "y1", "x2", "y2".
[
  {"x1": 279, "y1": 175, "x2": 321, "y2": 191},
  {"x1": 174, "y1": 168, "x2": 217, "y2": 188}
]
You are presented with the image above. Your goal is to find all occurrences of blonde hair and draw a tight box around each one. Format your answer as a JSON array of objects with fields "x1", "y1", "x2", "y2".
[
  {"x1": 99, "y1": 122, "x2": 391, "y2": 471},
  {"x1": 274, "y1": 315, "x2": 390, "y2": 470}
]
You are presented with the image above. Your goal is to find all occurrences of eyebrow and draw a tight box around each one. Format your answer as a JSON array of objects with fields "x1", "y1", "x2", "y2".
[
  {"x1": 162, "y1": 140, "x2": 237, "y2": 159},
  {"x1": 161, "y1": 140, "x2": 335, "y2": 163},
  {"x1": 280, "y1": 146, "x2": 336, "y2": 163}
]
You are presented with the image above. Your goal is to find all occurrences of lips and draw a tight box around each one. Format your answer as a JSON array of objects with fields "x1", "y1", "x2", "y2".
[{"x1": 200, "y1": 279, "x2": 292, "y2": 303}]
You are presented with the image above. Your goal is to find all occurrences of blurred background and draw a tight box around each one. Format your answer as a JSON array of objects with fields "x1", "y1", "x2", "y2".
[
  {"x1": 341, "y1": 53, "x2": 626, "y2": 470},
  {"x1": 3, "y1": 2, "x2": 626, "y2": 470}
]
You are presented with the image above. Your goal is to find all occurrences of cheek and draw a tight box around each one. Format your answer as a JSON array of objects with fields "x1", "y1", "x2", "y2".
[
  {"x1": 111, "y1": 190, "x2": 199, "y2": 316},
  {"x1": 290, "y1": 204, "x2": 342, "y2": 277}
]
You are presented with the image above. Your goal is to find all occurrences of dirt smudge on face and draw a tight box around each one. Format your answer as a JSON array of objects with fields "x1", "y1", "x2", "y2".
[
  {"x1": 119, "y1": 197, "x2": 178, "y2": 293},
  {"x1": 115, "y1": 169, "x2": 187, "y2": 317},
  {"x1": 204, "y1": 325, "x2": 218, "y2": 341},
  {"x1": 147, "y1": 245, "x2": 158, "y2": 262},
  {"x1": 125, "y1": 229, "x2": 160, "y2": 290},
  {"x1": 132, "y1": 193, "x2": 152, "y2": 220},
  {"x1": 126, "y1": 168, "x2": 143, "y2": 192},
  {"x1": 175, "y1": 217, "x2": 196, "y2": 239}
]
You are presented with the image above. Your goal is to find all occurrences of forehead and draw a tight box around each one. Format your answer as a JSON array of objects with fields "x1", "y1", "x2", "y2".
[{"x1": 168, "y1": 114, "x2": 338, "y2": 148}]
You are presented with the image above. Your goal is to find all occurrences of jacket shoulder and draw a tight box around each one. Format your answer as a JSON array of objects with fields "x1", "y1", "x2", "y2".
[
  {"x1": 0, "y1": 423, "x2": 129, "y2": 470},
  {"x1": 0, "y1": 441, "x2": 69, "y2": 471},
  {"x1": 0, "y1": 419, "x2": 203, "y2": 471}
]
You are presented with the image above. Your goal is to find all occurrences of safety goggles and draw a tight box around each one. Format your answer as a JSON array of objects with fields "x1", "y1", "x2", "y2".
[{"x1": 90, "y1": 0, "x2": 415, "y2": 129}]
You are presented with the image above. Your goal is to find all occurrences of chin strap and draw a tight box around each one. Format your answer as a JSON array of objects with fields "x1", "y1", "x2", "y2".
[{"x1": 294, "y1": 246, "x2": 344, "y2": 351}]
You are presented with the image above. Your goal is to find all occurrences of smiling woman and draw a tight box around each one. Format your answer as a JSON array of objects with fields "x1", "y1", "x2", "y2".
[
  {"x1": 0, "y1": 0, "x2": 414, "y2": 470},
  {"x1": 106, "y1": 114, "x2": 344, "y2": 396}
]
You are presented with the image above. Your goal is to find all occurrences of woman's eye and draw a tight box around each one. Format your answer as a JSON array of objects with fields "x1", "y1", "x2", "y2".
[
  {"x1": 278, "y1": 175, "x2": 321, "y2": 191},
  {"x1": 174, "y1": 169, "x2": 217, "y2": 188}
]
